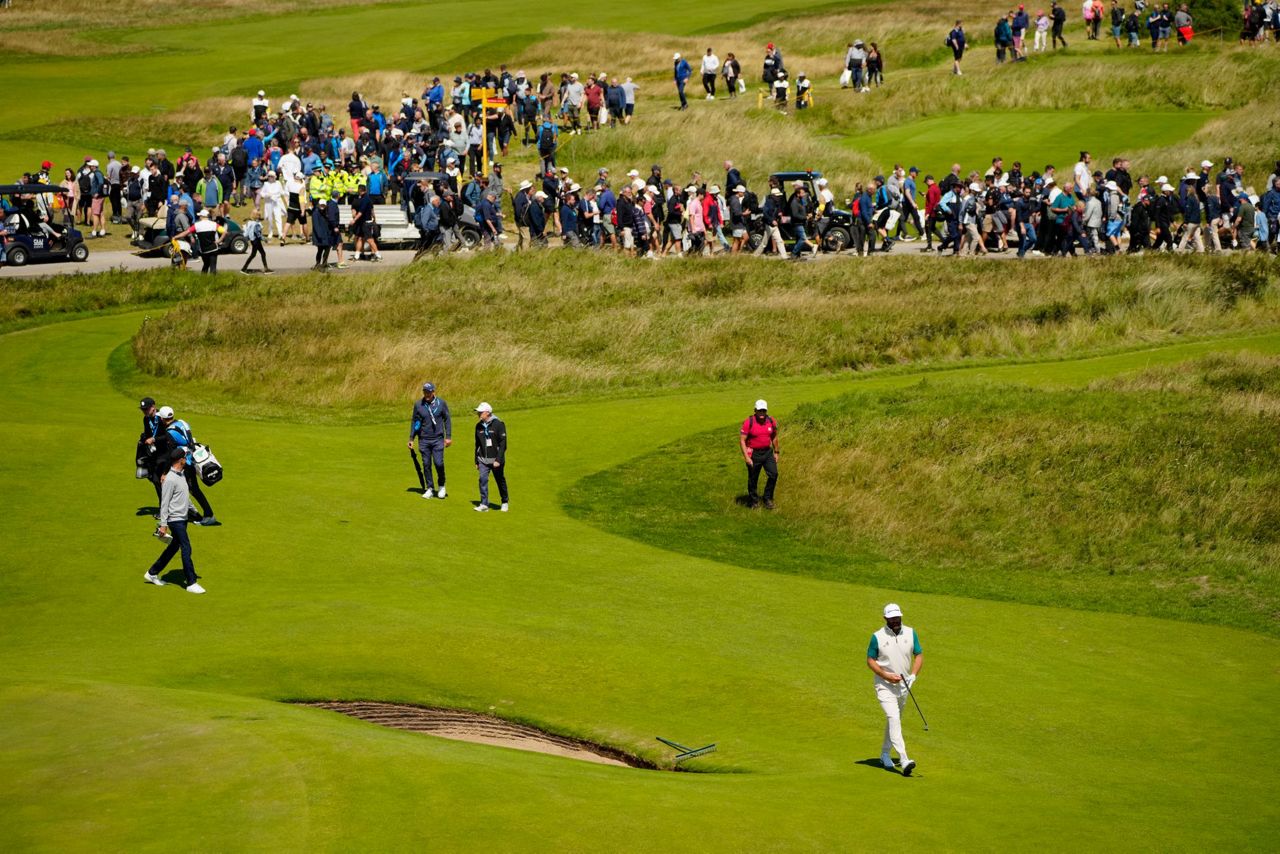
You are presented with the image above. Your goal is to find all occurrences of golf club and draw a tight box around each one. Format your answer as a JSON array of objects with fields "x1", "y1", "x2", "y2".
[
  {"x1": 901, "y1": 672, "x2": 929, "y2": 731},
  {"x1": 409, "y1": 447, "x2": 426, "y2": 492}
]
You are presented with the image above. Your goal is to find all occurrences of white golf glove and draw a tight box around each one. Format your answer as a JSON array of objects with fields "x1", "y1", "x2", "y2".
[{"x1": 904, "y1": 674, "x2": 917, "y2": 689}]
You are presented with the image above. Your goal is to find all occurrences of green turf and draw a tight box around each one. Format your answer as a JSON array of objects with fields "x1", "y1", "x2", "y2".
[
  {"x1": 847, "y1": 110, "x2": 1211, "y2": 180},
  {"x1": 566, "y1": 346, "x2": 1280, "y2": 634},
  {"x1": 0, "y1": 312, "x2": 1277, "y2": 849}
]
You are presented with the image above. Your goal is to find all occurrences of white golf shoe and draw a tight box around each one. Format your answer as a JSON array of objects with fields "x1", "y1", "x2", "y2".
[
  {"x1": 422, "y1": 489, "x2": 434, "y2": 499},
  {"x1": 144, "y1": 571, "x2": 166, "y2": 586},
  {"x1": 880, "y1": 753, "x2": 894, "y2": 769},
  {"x1": 186, "y1": 583, "x2": 206, "y2": 594},
  {"x1": 500, "y1": 503, "x2": 509, "y2": 512},
  {"x1": 436, "y1": 485, "x2": 446, "y2": 498},
  {"x1": 474, "y1": 504, "x2": 489, "y2": 512},
  {"x1": 901, "y1": 759, "x2": 916, "y2": 777}
]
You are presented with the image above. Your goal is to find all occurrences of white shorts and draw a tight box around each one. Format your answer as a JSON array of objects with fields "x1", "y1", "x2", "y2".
[{"x1": 622, "y1": 228, "x2": 634, "y2": 249}]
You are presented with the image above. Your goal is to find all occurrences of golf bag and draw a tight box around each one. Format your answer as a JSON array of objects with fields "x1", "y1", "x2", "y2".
[
  {"x1": 191, "y1": 442, "x2": 223, "y2": 487},
  {"x1": 135, "y1": 440, "x2": 154, "y2": 479}
]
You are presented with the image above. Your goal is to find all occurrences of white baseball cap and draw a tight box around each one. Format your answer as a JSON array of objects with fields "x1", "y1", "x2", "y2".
[
  {"x1": 673, "y1": 52, "x2": 681, "y2": 60},
  {"x1": 197, "y1": 209, "x2": 209, "y2": 217},
  {"x1": 884, "y1": 603, "x2": 903, "y2": 619},
  {"x1": 157, "y1": 406, "x2": 174, "y2": 419},
  {"x1": 754, "y1": 399, "x2": 768, "y2": 410},
  {"x1": 1201, "y1": 159, "x2": 1213, "y2": 168},
  {"x1": 258, "y1": 89, "x2": 266, "y2": 96},
  {"x1": 474, "y1": 402, "x2": 493, "y2": 413}
]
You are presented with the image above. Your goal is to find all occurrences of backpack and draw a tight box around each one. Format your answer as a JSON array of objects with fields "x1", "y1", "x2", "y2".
[
  {"x1": 126, "y1": 178, "x2": 142, "y2": 201},
  {"x1": 230, "y1": 147, "x2": 248, "y2": 169},
  {"x1": 537, "y1": 124, "x2": 555, "y2": 153},
  {"x1": 77, "y1": 171, "x2": 91, "y2": 194}
]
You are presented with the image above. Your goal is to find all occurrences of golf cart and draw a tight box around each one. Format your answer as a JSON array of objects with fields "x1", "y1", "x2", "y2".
[
  {"x1": 0, "y1": 184, "x2": 89, "y2": 266},
  {"x1": 402, "y1": 172, "x2": 484, "y2": 249},
  {"x1": 131, "y1": 210, "x2": 249, "y2": 261},
  {"x1": 748, "y1": 170, "x2": 855, "y2": 253}
]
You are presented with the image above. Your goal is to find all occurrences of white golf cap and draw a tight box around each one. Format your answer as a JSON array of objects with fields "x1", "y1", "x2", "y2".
[
  {"x1": 258, "y1": 89, "x2": 265, "y2": 96},
  {"x1": 969, "y1": 182, "x2": 982, "y2": 192},
  {"x1": 88, "y1": 159, "x2": 99, "y2": 167},
  {"x1": 1161, "y1": 183, "x2": 1175, "y2": 192},
  {"x1": 770, "y1": 188, "x2": 782, "y2": 196},
  {"x1": 627, "y1": 169, "x2": 640, "y2": 177},
  {"x1": 709, "y1": 184, "x2": 721, "y2": 194},
  {"x1": 1201, "y1": 159, "x2": 1213, "y2": 168},
  {"x1": 673, "y1": 52, "x2": 681, "y2": 59},
  {"x1": 884, "y1": 603, "x2": 903, "y2": 619},
  {"x1": 735, "y1": 184, "x2": 746, "y2": 192},
  {"x1": 1156, "y1": 175, "x2": 1168, "y2": 184},
  {"x1": 197, "y1": 209, "x2": 209, "y2": 217},
  {"x1": 816, "y1": 177, "x2": 828, "y2": 186},
  {"x1": 157, "y1": 406, "x2": 174, "y2": 418},
  {"x1": 685, "y1": 184, "x2": 698, "y2": 193},
  {"x1": 131, "y1": 165, "x2": 140, "y2": 174},
  {"x1": 754, "y1": 399, "x2": 768, "y2": 410},
  {"x1": 1105, "y1": 180, "x2": 1119, "y2": 191},
  {"x1": 474, "y1": 402, "x2": 493, "y2": 413},
  {"x1": 534, "y1": 190, "x2": 547, "y2": 199}
]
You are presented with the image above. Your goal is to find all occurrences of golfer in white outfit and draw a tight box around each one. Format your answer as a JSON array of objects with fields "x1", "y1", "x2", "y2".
[{"x1": 866, "y1": 603, "x2": 923, "y2": 776}]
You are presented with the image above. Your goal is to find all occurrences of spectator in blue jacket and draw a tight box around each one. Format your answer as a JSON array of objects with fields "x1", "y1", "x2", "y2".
[
  {"x1": 409, "y1": 382, "x2": 452, "y2": 498},
  {"x1": 673, "y1": 53, "x2": 692, "y2": 110}
]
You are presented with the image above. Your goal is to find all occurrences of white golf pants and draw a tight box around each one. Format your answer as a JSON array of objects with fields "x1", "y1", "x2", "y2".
[{"x1": 875, "y1": 682, "x2": 909, "y2": 761}]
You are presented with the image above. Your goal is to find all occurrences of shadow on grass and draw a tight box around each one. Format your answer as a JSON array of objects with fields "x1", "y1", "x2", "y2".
[
  {"x1": 135, "y1": 506, "x2": 159, "y2": 517},
  {"x1": 854, "y1": 758, "x2": 904, "y2": 775}
]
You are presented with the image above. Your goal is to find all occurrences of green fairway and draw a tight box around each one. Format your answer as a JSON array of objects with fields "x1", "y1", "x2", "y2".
[
  {"x1": 847, "y1": 110, "x2": 1211, "y2": 179},
  {"x1": 4, "y1": 2, "x2": 1280, "y2": 849},
  {"x1": 1, "y1": 310, "x2": 1278, "y2": 849}
]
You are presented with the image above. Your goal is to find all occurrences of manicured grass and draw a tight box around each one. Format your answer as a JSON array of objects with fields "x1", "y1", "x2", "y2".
[
  {"x1": 0, "y1": 313, "x2": 1278, "y2": 849},
  {"x1": 566, "y1": 348, "x2": 1280, "y2": 635},
  {"x1": 848, "y1": 110, "x2": 1211, "y2": 180}
]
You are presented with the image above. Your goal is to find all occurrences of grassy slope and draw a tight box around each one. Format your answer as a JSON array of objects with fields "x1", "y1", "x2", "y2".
[
  {"x1": 566, "y1": 350, "x2": 1280, "y2": 634},
  {"x1": 0, "y1": 313, "x2": 1278, "y2": 850},
  {"x1": 121, "y1": 253, "x2": 1280, "y2": 419}
]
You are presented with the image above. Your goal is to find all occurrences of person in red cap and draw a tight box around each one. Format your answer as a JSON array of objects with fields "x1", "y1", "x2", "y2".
[
  {"x1": 38, "y1": 161, "x2": 53, "y2": 185},
  {"x1": 762, "y1": 42, "x2": 784, "y2": 84}
]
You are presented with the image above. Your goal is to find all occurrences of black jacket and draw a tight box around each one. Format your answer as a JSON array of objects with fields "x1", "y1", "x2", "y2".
[{"x1": 475, "y1": 416, "x2": 507, "y2": 464}]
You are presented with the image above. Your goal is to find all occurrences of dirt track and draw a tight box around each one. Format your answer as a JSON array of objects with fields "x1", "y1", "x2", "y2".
[{"x1": 297, "y1": 701, "x2": 651, "y2": 768}]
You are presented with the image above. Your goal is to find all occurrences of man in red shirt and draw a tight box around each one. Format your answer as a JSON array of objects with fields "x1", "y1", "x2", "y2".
[
  {"x1": 922, "y1": 174, "x2": 942, "y2": 252},
  {"x1": 739, "y1": 399, "x2": 780, "y2": 508}
]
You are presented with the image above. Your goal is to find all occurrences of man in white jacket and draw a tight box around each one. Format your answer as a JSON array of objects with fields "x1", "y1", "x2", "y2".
[
  {"x1": 866, "y1": 603, "x2": 923, "y2": 775},
  {"x1": 700, "y1": 48, "x2": 721, "y2": 99}
]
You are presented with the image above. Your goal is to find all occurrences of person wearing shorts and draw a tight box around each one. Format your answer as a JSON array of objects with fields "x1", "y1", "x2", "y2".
[
  {"x1": 284, "y1": 173, "x2": 308, "y2": 244},
  {"x1": 947, "y1": 21, "x2": 966, "y2": 74}
]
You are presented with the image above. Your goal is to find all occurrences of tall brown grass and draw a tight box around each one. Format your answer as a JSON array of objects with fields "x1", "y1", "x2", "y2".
[{"x1": 129, "y1": 253, "x2": 1280, "y2": 417}]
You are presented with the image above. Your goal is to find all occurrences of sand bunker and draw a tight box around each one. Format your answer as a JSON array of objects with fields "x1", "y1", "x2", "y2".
[{"x1": 297, "y1": 701, "x2": 651, "y2": 768}]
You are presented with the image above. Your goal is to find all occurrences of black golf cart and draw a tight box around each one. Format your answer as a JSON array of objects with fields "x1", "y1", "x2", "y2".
[
  {"x1": 747, "y1": 170, "x2": 855, "y2": 253},
  {"x1": 0, "y1": 184, "x2": 89, "y2": 266}
]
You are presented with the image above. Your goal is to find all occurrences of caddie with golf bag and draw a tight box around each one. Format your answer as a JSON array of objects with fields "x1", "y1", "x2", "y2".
[
  {"x1": 866, "y1": 602, "x2": 925, "y2": 776},
  {"x1": 135, "y1": 397, "x2": 163, "y2": 503},
  {"x1": 153, "y1": 406, "x2": 220, "y2": 526},
  {"x1": 408, "y1": 382, "x2": 452, "y2": 499}
]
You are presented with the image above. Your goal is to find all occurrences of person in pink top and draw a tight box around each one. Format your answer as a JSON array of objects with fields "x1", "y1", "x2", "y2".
[
  {"x1": 686, "y1": 185, "x2": 706, "y2": 254},
  {"x1": 739, "y1": 399, "x2": 780, "y2": 509}
]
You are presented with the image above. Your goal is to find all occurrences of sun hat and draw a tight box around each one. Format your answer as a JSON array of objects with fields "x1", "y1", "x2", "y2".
[
  {"x1": 709, "y1": 184, "x2": 721, "y2": 194},
  {"x1": 474, "y1": 402, "x2": 493, "y2": 413},
  {"x1": 884, "y1": 603, "x2": 903, "y2": 619},
  {"x1": 755, "y1": 399, "x2": 768, "y2": 410},
  {"x1": 518, "y1": 180, "x2": 532, "y2": 190}
]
